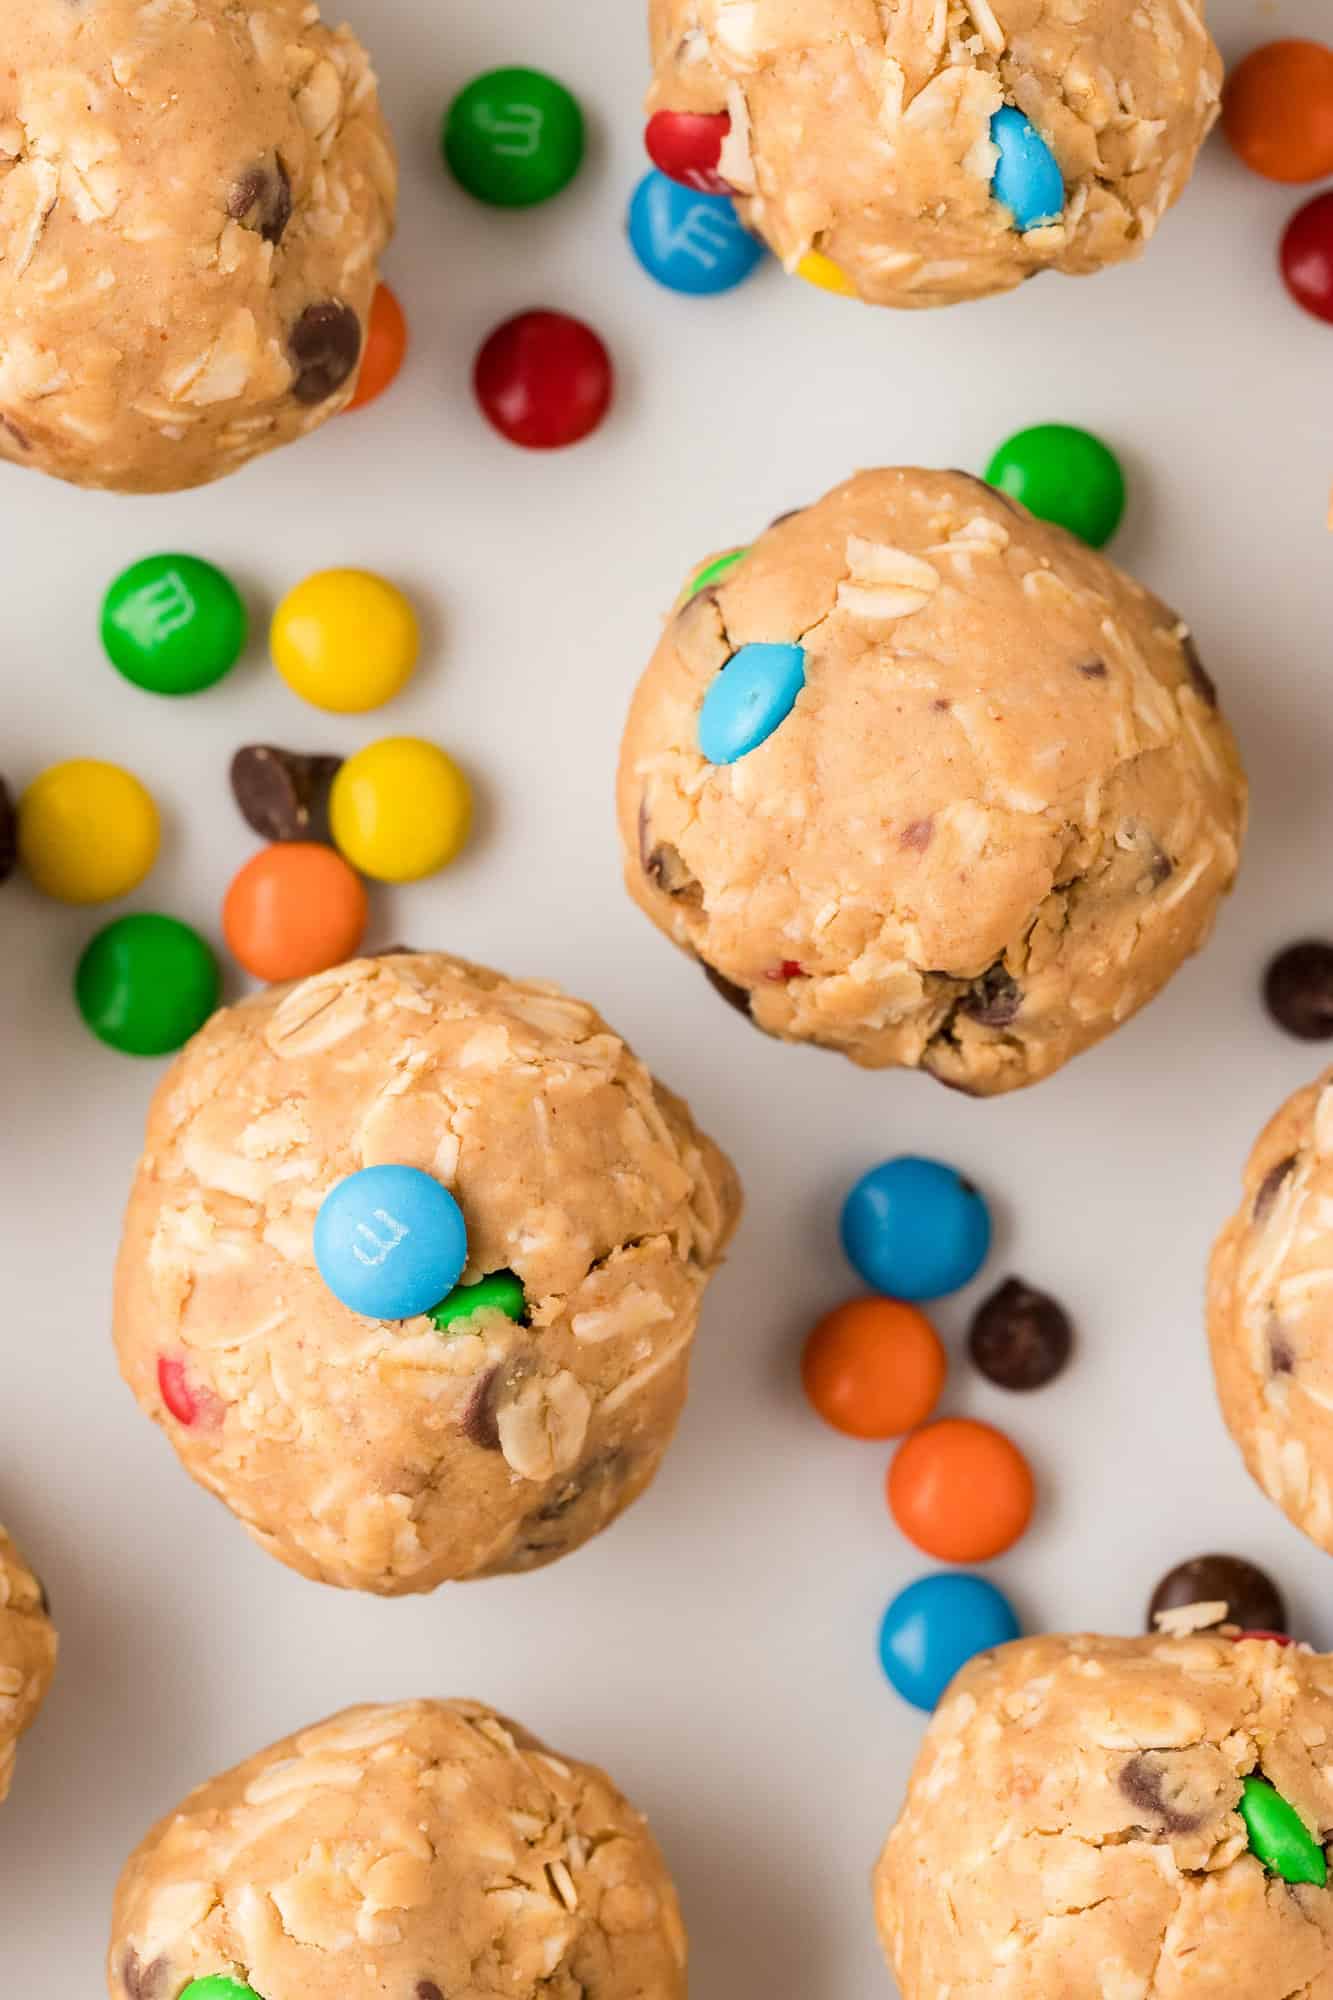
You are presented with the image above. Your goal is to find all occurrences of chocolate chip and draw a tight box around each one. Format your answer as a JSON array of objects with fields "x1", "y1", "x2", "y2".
[
  {"x1": 1117, "y1": 1753, "x2": 1205, "y2": 1834},
  {"x1": 0, "y1": 413, "x2": 31, "y2": 451},
  {"x1": 1180, "y1": 631, "x2": 1218, "y2": 707},
  {"x1": 1147, "y1": 1554, "x2": 1287, "y2": 1636},
  {"x1": 289, "y1": 301, "x2": 362, "y2": 405},
  {"x1": 416, "y1": 1984, "x2": 445, "y2": 2000},
  {"x1": 0, "y1": 776, "x2": 15, "y2": 883},
  {"x1": 230, "y1": 745, "x2": 341, "y2": 843},
  {"x1": 901, "y1": 817, "x2": 933, "y2": 852},
  {"x1": 121, "y1": 1952, "x2": 167, "y2": 2000},
  {"x1": 968, "y1": 1277, "x2": 1072, "y2": 1391},
  {"x1": 1254, "y1": 1154, "x2": 1298, "y2": 1222},
  {"x1": 459, "y1": 1368, "x2": 503, "y2": 1451},
  {"x1": 1147, "y1": 844, "x2": 1173, "y2": 887},
  {"x1": 1077, "y1": 658, "x2": 1108, "y2": 679},
  {"x1": 768, "y1": 507, "x2": 803, "y2": 528},
  {"x1": 33, "y1": 1572, "x2": 50, "y2": 1619},
  {"x1": 703, "y1": 962, "x2": 751, "y2": 1017},
  {"x1": 1264, "y1": 942, "x2": 1333, "y2": 1040},
  {"x1": 960, "y1": 965, "x2": 1022, "y2": 1029},
  {"x1": 1269, "y1": 1324, "x2": 1296, "y2": 1376},
  {"x1": 228, "y1": 156, "x2": 292, "y2": 244}
]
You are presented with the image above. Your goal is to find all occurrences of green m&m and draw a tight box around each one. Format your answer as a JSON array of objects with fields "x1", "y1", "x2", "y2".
[
  {"x1": 178, "y1": 1979, "x2": 264, "y2": 2000},
  {"x1": 984, "y1": 423, "x2": 1126, "y2": 549},
  {"x1": 1239, "y1": 1774, "x2": 1328, "y2": 1886},
  {"x1": 102, "y1": 554, "x2": 247, "y2": 696},
  {"x1": 429, "y1": 1269, "x2": 526, "y2": 1334},
  {"x1": 76, "y1": 913, "x2": 219, "y2": 1056},
  {"x1": 444, "y1": 68, "x2": 584, "y2": 208},
  {"x1": 686, "y1": 547, "x2": 748, "y2": 601}
]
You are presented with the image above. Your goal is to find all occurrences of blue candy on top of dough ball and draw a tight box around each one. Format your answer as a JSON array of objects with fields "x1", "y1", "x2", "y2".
[
  {"x1": 628, "y1": 169, "x2": 766, "y2": 295},
  {"x1": 879, "y1": 1573, "x2": 1021, "y2": 1710},
  {"x1": 990, "y1": 106, "x2": 1064, "y2": 231},
  {"x1": 698, "y1": 641, "x2": 807, "y2": 764},
  {"x1": 314, "y1": 1164, "x2": 467, "y2": 1320}
]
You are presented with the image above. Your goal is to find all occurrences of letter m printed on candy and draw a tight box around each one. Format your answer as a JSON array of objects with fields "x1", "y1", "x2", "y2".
[{"x1": 352, "y1": 1208, "x2": 409, "y2": 1268}]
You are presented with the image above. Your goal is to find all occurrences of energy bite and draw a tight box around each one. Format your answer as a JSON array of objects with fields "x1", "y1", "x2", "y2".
[
  {"x1": 0, "y1": 1524, "x2": 56, "y2": 1806},
  {"x1": 0, "y1": 0, "x2": 396, "y2": 493},
  {"x1": 645, "y1": 0, "x2": 1220, "y2": 308},
  {"x1": 113, "y1": 952, "x2": 740, "y2": 1594},
  {"x1": 618, "y1": 469, "x2": 1246, "y2": 1095},
  {"x1": 876, "y1": 1631, "x2": 1333, "y2": 1998},
  {"x1": 108, "y1": 1699, "x2": 686, "y2": 2000},
  {"x1": 1209, "y1": 1067, "x2": 1333, "y2": 1553}
]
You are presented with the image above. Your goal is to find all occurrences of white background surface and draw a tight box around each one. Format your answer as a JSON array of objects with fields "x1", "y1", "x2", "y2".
[{"x1": 4, "y1": 0, "x2": 1333, "y2": 1992}]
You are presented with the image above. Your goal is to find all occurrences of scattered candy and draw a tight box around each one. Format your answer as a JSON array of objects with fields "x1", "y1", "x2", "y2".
[
  {"x1": 879, "y1": 1572, "x2": 1020, "y2": 1711},
  {"x1": 222, "y1": 842, "x2": 368, "y2": 983},
  {"x1": 687, "y1": 548, "x2": 748, "y2": 599},
  {"x1": 1223, "y1": 41, "x2": 1333, "y2": 184},
  {"x1": 474, "y1": 310, "x2": 613, "y2": 450},
  {"x1": 644, "y1": 109, "x2": 732, "y2": 194},
  {"x1": 101, "y1": 554, "x2": 247, "y2": 697},
  {"x1": 698, "y1": 641, "x2": 806, "y2": 765},
  {"x1": 801, "y1": 1298, "x2": 947, "y2": 1440},
  {"x1": 1147, "y1": 1554, "x2": 1287, "y2": 1635},
  {"x1": 75, "y1": 913, "x2": 219, "y2": 1056},
  {"x1": 0, "y1": 777, "x2": 14, "y2": 883},
  {"x1": 628, "y1": 171, "x2": 765, "y2": 295},
  {"x1": 888, "y1": 1418, "x2": 1035, "y2": 1562},
  {"x1": 178, "y1": 1979, "x2": 264, "y2": 2000},
  {"x1": 1239, "y1": 1775, "x2": 1327, "y2": 1885},
  {"x1": 1235, "y1": 1631, "x2": 1293, "y2": 1647},
  {"x1": 314, "y1": 1164, "x2": 468, "y2": 1319},
  {"x1": 1281, "y1": 192, "x2": 1333, "y2": 325},
  {"x1": 19, "y1": 759, "x2": 159, "y2": 904},
  {"x1": 1264, "y1": 941, "x2": 1333, "y2": 1039},
  {"x1": 157, "y1": 1354, "x2": 222, "y2": 1430},
  {"x1": 429, "y1": 1269, "x2": 526, "y2": 1334},
  {"x1": 989, "y1": 107, "x2": 1064, "y2": 231},
  {"x1": 230, "y1": 745, "x2": 341, "y2": 844},
  {"x1": 444, "y1": 67, "x2": 584, "y2": 208},
  {"x1": 271, "y1": 569, "x2": 419, "y2": 714},
  {"x1": 985, "y1": 424, "x2": 1125, "y2": 548},
  {"x1": 329, "y1": 737, "x2": 472, "y2": 883},
  {"x1": 968, "y1": 1277, "x2": 1073, "y2": 1392},
  {"x1": 346, "y1": 283, "x2": 408, "y2": 412},
  {"x1": 841, "y1": 1157, "x2": 991, "y2": 1302},
  {"x1": 796, "y1": 250, "x2": 857, "y2": 297}
]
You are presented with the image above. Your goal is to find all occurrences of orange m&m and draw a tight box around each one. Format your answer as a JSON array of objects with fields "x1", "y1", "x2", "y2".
[
  {"x1": 222, "y1": 842, "x2": 367, "y2": 983},
  {"x1": 1222, "y1": 41, "x2": 1333, "y2": 183},
  {"x1": 801, "y1": 1298, "x2": 946, "y2": 1439},
  {"x1": 887, "y1": 1417, "x2": 1034, "y2": 1562},
  {"x1": 347, "y1": 283, "x2": 408, "y2": 412}
]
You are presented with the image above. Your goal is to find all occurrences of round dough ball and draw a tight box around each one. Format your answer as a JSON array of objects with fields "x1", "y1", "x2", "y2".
[
  {"x1": 113, "y1": 952, "x2": 741, "y2": 1594},
  {"x1": 0, "y1": 0, "x2": 396, "y2": 492},
  {"x1": 617, "y1": 469, "x2": 1246, "y2": 1095},
  {"x1": 0, "y1": 1523, "x2": 56, "y2": 1806},
  {"x1": 109, "y1": 1698, "x2": 686, "y2": 2000},
  {"x1": 647, "y1": 0, "x2": 1220, "y2": 308},
  {"x1": 1209, "y1": 1067, "x2": 1333, "y2": 1553},
  {"x1": 876, "y1": 1631, "x2": 1333, "y2": 1998}
]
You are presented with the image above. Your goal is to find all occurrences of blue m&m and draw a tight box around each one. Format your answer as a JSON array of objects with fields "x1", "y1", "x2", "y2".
[
  {"x1": 313, "y1": 1165, "x2": 467, "y2": 1320},
  {"x1": 879, "y1": 1572, "x2": 1020, "y2": 1710},
  {"x1": 841, "y1": 1156, "x2": 991, "y2": 1301},
  {"x1": 699, "y1": 642, "x2": 805, "y2": 764},
  {"x1": 628, "y1": 170, "x2": 765, "y2": 295},
  {"x1": 990, "y1": 107, "x2": 1063, "y2": 231}
]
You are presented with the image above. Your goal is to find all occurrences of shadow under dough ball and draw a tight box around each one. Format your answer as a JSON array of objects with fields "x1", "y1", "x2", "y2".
[
  {"x1": 617, "y1": 468, "x2": 1247, "y2": 1096},
  {"x1": 108, "y1": 1700, "x2": 686, "y2": 2000},
  {"x1": 645, "y1": 0, "x2": 1221, "y2": 307},
  {"x1": 0, "y1": 0, "x2": 396, "y2": 493},
  {"x1": 112, "y1": 951, "x2": 741, "y2": 1594},
  {"x1": 876, "y1": 1632, "x2": 1333, "y2": 1998},
  {"x1": 0, "y1": 1525, "x2": 57, "y2": 1808},
  {"x1": 1209, "y1": 1065, "x2": 1333, "y2": 1553}
]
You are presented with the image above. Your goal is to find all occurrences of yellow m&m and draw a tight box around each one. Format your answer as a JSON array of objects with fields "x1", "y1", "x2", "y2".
[
  {"x1": 796, "y1": 250, "x2": 857, "y2": 297},
  {"x1": 330, "y1": 737, "x2": 472, "y2": 883},
  {"x1": 19, "y1": 759, "x2": 159, "y2": 904},
  {"x1": 271, "y1": 568, "x2": 420, "y2": 714}
]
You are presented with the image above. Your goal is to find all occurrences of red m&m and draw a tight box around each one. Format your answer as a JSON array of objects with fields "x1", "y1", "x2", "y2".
[
  {"x1": 645, "y1": 109, "x2": 732, "y2": 194},
  {"x1": 1281, "y1": 191, "x2": 1333, "y2": 323},
  {"x1": 474, "y1": 310, "x2": 613, "y2": 450}
]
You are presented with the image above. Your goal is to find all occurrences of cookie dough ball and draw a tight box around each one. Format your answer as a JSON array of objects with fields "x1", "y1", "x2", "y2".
[
  {"x1": 113, "y1": 952, "x2": 741, "y2": 1594},
  {"x1": 0, "y1": 0, "x2": 396, "y2": 493},
  {"x1": 647, "y1": 0, "x2": 1220, "y2": 308},
  {"x1": 0, "y1": 1524, "x2": 56, "y2": 1806},
  {"x1": 109, "y1": 1699, "x2": 686, "y2": 2000},
  {"x1": 617, "y1": 470, "x2": 1246, "y2": 1095},
  {"x1": 1208, "y1": 1068, "x2": 1333, "y2": 1552},
  {"x1": 876, "y1": 1631, "x2": 1333, "y2": 1998}
]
